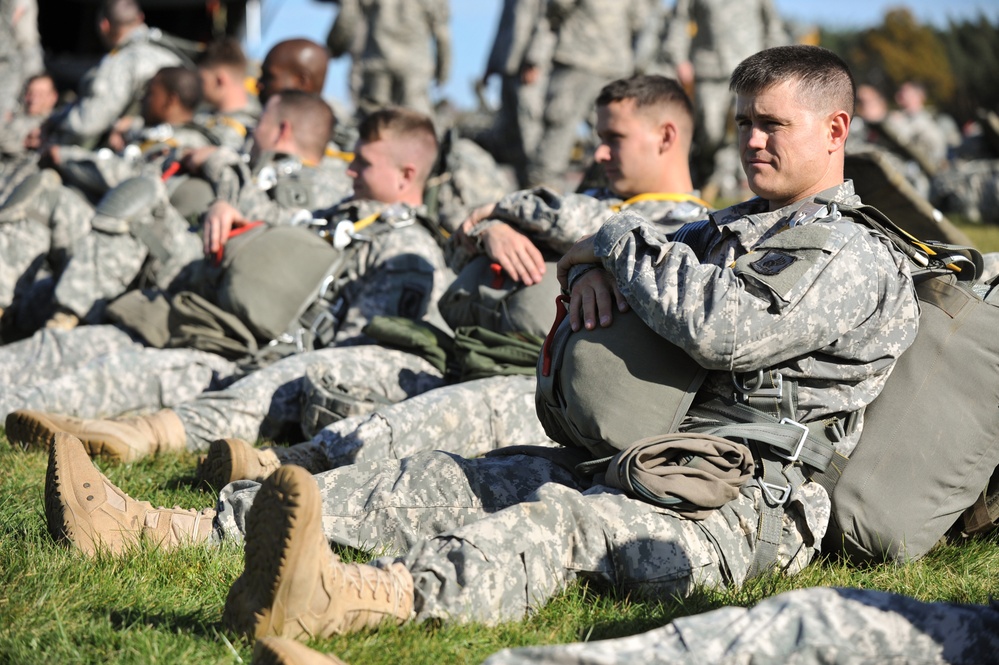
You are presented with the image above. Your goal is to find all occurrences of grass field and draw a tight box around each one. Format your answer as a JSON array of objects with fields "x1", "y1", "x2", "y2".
[
  {"x1": 3, "y1": 432, "x2": 999, "y2": 665},
  {"x1": 2, "y1": 218, "x2": 999, "y2": 664}
]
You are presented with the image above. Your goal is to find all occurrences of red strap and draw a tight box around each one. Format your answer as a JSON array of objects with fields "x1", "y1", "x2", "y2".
[
  {"x1": 489, "y1": 262, "x2": 505, "y2": 289},
  {"x1": 541, "y1": 294, "x2": 569, "y2": 377},
  {"x1": 212, "y1": 220, "x2": 265, "y2": 266},
  {"x1": 161, "y1": 160, "x2": 181, "y2": 181}
]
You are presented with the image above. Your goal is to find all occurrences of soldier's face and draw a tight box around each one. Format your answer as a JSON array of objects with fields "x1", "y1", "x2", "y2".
[
  {"x1": 736, "y1": 81, "x2": 838, "y2": 211},
  {"x1": 594, "y1": 99, "x2": 664, "y2": 198},
  {"x1": 257, "y1": 59, "x2": 297, "y2": 105},
  {"x1": 24, "y1": 77, "x2": 58, "y2": 117},
  {"x1": 142, "y1": 78, "x2": 172, "y2": 125},
  {"x1": 348, "y1": 138, "x2": 405, "y2": 203}
]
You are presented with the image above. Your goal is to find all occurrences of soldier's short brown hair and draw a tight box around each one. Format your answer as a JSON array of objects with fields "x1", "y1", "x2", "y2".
[
  {"x1": 198, "y1": 38, "x2": 247, "y2": 73},
  {"x1": 596, "y1": 75, "x2": 694, "y2": 121},
  {"x1": 153, "y1": 66, "x2": 202, "y2": 112},
  {"x1": 730, "y1": 45, "x2": 855, "y2": 117},
  {"x1": 357, "y1": 107, "x2": 439, "y2": 185},
  {"x1": 270, "y1": 90, "x2": 334, "y2": 159}
]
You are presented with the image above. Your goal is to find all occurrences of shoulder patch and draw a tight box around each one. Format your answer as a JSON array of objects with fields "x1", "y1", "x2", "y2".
[{"x1": 750, "y1": 251, "x2": 798, "y2": 276}]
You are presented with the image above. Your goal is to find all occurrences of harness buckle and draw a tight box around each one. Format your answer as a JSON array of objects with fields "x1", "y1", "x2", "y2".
[
  {"x1": 733, "y1": 370, "x2": 783, "y2": 400},
  {"x1": 773, "y1": 417, "x2": 809, "y2": 463},
  {"x1": 761, "y1": 481, "x2": 791, "y2": 506}
]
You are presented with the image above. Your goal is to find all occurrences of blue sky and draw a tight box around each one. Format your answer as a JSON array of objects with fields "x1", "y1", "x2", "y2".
[{"x1": 245, "y1": 0, "x2": 999, "y2": 110}]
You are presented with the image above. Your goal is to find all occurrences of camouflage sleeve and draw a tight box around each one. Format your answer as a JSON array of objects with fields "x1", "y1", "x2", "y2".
[
  {"x1": 327, "y1": 0, "x2": 363, "y2": 58},
  {"x1": 661, "y1": 0, "x2": 692, "y2": 68},
  {"x1": 490, "y1": 188, "x2": 612, "y2": 254},
  {"x1": 594, "y1": 210, "x2": 912, "y2": 372},
  {"x1": 55, "y1": 51, "x2": 145, "y2": 144}
]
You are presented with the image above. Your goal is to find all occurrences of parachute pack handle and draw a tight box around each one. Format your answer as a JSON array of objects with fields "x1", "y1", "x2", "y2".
[
  {"x1": 212, "y1": 220, "x2": 265, "y2": 267},
  {"x1": 541, "y1": 294, "x2": 569, "y2": 377}
]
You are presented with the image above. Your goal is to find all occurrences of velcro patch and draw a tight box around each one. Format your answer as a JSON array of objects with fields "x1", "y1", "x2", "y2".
[{"x1": 750, "y1": 251, "x2": 798, "y2": 276}]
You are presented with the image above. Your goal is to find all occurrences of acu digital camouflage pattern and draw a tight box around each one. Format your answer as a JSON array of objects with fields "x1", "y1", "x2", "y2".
[
  {"x1": 0, "y1": 169, "x2": 95, "y2": 309},
  {"x1": 470, "y1": 186, "x2": 710, "y2": 258},
  {"x1": 175, "y1": 346, "x2": 444, "y2": 451},
  {"x1": 343, "y1": 0, "x2": 451, "y2": 116},
  {"x1": 211, "y1": 182, "x2": 917, "y2": 627},
  {"x1": 0, "y1": 325, "x2": 237, "y2": 421},
  {"x1": 527, "y1": 0, "x2": 651, "y2": 187},
  {"x1": 484, "y1": 587, "x2": 999, "y2": 665},
  {"x1": 933, "y1": 159, "x2": 999, "y2": 225},
  {"x1": 199, "y1": 147, "x2": 353, "y2": 225},
  {"x1": 48, "y1": 24, "x2": 184, "y2": 146}
]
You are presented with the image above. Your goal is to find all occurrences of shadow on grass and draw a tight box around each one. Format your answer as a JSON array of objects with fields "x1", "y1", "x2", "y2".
[{"x1": 106, "y1": 607, "x2": 223, "y2": 640}]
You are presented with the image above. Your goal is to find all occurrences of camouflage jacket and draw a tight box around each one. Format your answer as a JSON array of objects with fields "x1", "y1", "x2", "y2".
[
  {"x1": 595, "y1": 181, "x2": 919, "y2": 454},
  {"x1": 200, "y1": 148, "x2": 354, "y2": 226},
  {"x1": 195, "y1": 103, "x2": 262, "y2": 152},
  {"x1": 353, "y1": 0, "x2": 451, "y2": 80},
  {"x1": 476, "y1": 186, "x2": 711, "y2": 256},
  {"x1": 545, "y1": 0, "x2": 648, "y2": 78},
  {"x1": 313, "y1": 198, "x2": 454, "y2": 343},
  {"x1": 49, "y1": 24, "x2": 184, "y2": 146},
  {"x1": 54, "y1": 121, "x2": 218, "y2": 197}
]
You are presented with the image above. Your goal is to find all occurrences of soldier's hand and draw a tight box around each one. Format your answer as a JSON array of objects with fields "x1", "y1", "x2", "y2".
[
  {"x1": 556, "y1": 234, "x2": 598, "y2": 290},
  {"x1": 567, "y1": 267, "x2": 628, "y2": 332},
  {"x1": 203, "y1": 200, "x2": 247, "y2": 259},
  {"x1": 478, "y1": 222, "x2": 546, "y2": 286},
  {"x1": 456, "y1": 202, "x2": 497, "y2": 253}
]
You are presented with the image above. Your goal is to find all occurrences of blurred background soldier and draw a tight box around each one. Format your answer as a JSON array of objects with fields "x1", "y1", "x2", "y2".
[{"x1": 525, "y1": 0, "x2": 650, "y2": 190}]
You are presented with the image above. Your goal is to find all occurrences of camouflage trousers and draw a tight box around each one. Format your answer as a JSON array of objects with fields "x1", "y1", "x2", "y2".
[
  {"x1": 175, "y1": 346, "x2": 445, "y2": 451},
  {"x1": 484, "y1": 587, "x2": 999, "y2": 664},
  {"x1": 0, "y1": 217, "x2": 49, "y2": 309},
  {"x1": 527, "y1": 64, "x2": 610, "y2": 188},
  {"x1": 0, "y1": 325, "x2": 238, "y2": 420},
  {"x1": 213, "y1": 374, "x2": 549, "y2": 528},
  {"x1": 358, "y1": 64, "x2": 434, "y2": 117},
  {"x1": 217, "y1": 447, "x2": 815, "y2": 625},
  {"x1": 932, "y1": 159, "x2": 999, "y2": 225}
]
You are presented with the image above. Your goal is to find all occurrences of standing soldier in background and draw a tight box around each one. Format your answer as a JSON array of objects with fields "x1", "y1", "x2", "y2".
[
  {"x1": 0, "y1": 0, "x2": 43, "y2": 121},
  {"x1": 660, "y1": 0, "x2": 788, "y2": 195},
  {"x1": 526, "y1": 0, "x2": 650, "y2": 190},
  {"x1": 478, "y1": 0, "x2": 554, "y2": 188},
  {"x1": 44, "y1": 0, "x2": 188, "y2": 148},
  {"x1": 328, "y1": 0, "x2": 451, "y2": 119}
]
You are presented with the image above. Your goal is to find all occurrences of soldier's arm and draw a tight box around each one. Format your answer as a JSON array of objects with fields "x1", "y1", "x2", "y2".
[
  {"x1": 489, "y1": 188, "x2": 613, "y2": 254},
  {"x1": 428, "y1": 0, "x2": 452, "y2": 85},
  {"x1": 591, "y1": 211, "x2": 913, "y2": 372},
  {"x1": 55, "y1": 54, "x2": 140, "y2": 145}
]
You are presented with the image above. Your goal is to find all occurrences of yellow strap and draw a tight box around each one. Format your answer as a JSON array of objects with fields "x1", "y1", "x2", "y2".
[
  {"x1": 353, "y1": 211, "x2": 381, "y2": 232},
  {"x1": 325, "y1": 146, "x2": 355, "y2": 162},
  {"x1": 206, "y1": 115, "x2": 248, "y2": 138},
  {"x1": 138, "y1": 137, "x2": 179, "y2": 153},
  {"x1": 610, "y1": 192, "x2": 712, "y2": 213}
]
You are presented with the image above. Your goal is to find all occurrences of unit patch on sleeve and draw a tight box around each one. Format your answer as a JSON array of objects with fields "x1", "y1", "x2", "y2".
[{"x1": 750, "y1": 251, "x2": 798, "y2": 276}]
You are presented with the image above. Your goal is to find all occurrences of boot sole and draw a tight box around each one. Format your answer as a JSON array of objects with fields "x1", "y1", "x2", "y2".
[
  {"x1": 7, "y1": 410, "x2": 61, "y2": 451},
  {"x1": 45, "y1": 433, "x2": 103, "y2": 556},
  {"x1": 6, "y1": 409, "x2": 131, "y2": 463},
  {"x1": 223, "y1": 465, "x2": 324, "y2": 640},
  {"x1": 199, "y1": 439, "x2": 243, "y2": 490}
]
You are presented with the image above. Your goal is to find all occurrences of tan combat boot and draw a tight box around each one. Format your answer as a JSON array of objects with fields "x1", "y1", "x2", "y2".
[
  {"x1": 45, "y1": 432, "x2": 216, "y2": 556},
  {"x1": 6, "y1": 408, "x2": 186, "y2": 462},
  {"x1": 198, "y1": 438, "x2": 282, "y2": 489},
  {"x1": 223, "y1": 465, "x2": 414, "y2": 640},
  {"x1": 252, "y1": 637, "x2": 348, "y2": 665},
  {"x1": 198, "y1": 438, "x2": 331, "y2": 489}
]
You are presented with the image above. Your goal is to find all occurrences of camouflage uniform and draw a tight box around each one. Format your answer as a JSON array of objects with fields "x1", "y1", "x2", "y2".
[
  {"x1": 662, "y1": 0, "x2": 787, "y2": 185},
  {"x1": 932, "y1": 159, "x2": 999, "y2": 225},
  {"x1": 484, "y1": 587, "x2": 999, "y2": 665},
  {"x1": 0, "y1": 169, "x2": 95, "y2": 310},
  {"x1": 0, "y1": 325, "x2": 237, "y2": 421},
  {"x1": 51, "y1": 147, "x2": 353, "y2": 322},
  {"x1": 345, "y1": 0, "x2": 451, "y2": 117},
  {"x1": 47, "y1": 24, "x2": 185, "y2": 147},
  {"x1": 526, "y1": 0, "x2": 650, "y2": 188},
  {"x1": 211, "y1": 182, "x2": 918, "y2": 627},
  {"x1": 196, "y1": 103, "x2": 262, "y2": 152},
  {"x1": 481, "y1": 0, "x2": 554, "y2": 187},
  {"x1": 462, "y1": 186, "x2": 711, "y2": 260}
]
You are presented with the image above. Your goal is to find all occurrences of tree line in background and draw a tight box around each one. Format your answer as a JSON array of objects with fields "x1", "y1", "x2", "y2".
[{"x1": 820, "y1": 8, "x2": 999, "y2": 127}]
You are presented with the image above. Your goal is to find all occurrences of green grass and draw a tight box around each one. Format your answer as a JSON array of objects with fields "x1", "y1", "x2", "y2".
[{"x1": 3, "y1": 432, "x2": 999, "y2": 664}]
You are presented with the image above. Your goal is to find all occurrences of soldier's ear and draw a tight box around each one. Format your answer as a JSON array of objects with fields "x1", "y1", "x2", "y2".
[
  {"x1": 399, "y1": 163, "x2": 417, "y2": 189},
  {"x1": 828, "y1": 110, "x2": 850, "y2": 152},
  {"x1": 659, "y1": 120, "x2": 678, "y2": 153}
]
